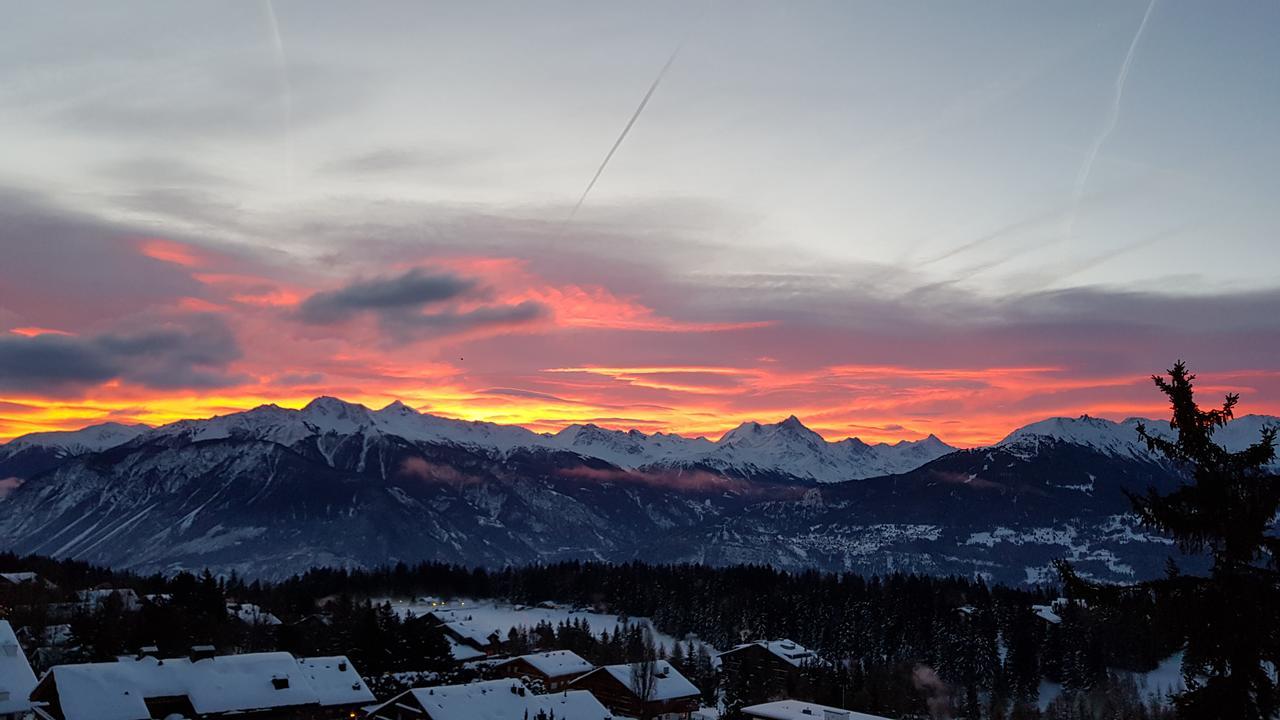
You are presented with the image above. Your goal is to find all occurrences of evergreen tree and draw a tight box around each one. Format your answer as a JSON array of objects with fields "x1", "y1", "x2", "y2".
[{"x1": 1062, "y1": 361, "x2": 1279, "y2": 719}]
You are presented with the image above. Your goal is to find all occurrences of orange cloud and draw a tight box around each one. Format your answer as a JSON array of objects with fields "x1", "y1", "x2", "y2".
[
  {"x1": 9, "y1": 327, "x2": 73, "y2": 337},
  {"x1": 523, "y1": 286, "x2": 769, "y2": 332},
  {"x1": 138, "y1": 238, "x2": 204, "y2": 267}
]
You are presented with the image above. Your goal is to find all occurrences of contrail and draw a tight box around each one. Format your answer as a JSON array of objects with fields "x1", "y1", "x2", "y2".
[
  {"x1": 264, "y1": 0, "x2": 295, "y2": 192},
  {"x1": 1066, "y1": 0, "x2": 1158, "y2": 238},
  {"x1": 565, "y1": 42, "x2": 683, "y2": 224}
]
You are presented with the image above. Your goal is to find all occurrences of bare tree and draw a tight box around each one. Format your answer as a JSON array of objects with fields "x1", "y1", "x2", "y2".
[{"x1": 630, "y1": 627, "x2": 660, "y2": 720}]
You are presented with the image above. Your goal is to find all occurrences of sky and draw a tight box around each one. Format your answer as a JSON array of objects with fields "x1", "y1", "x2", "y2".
[{"x1": 1, "y1": 1, "x2": 1278, "y2": 446}]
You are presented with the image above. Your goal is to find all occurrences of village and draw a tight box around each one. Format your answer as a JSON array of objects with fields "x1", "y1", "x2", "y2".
[{"x1": 0, "y1": 570, "x2": 892, "y2": 720}]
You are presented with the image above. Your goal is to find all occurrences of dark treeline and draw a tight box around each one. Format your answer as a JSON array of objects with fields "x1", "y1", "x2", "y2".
[{"x1": 1, "y1": 554, "x2": 1182, "y2": 719}]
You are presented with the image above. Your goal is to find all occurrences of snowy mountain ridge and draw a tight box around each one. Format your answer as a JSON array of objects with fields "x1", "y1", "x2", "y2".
[
  {"x1": 2, "y1": 422, "x2": 151, "y2": 455},
  {"x1": 2, "y1": 398, "x2": 957, "y2": 483},
  {"x1": 997, "y1": 413, "x2": 1278, "y2": 469},
  {"x1": 0, "y1": 402, "x2": 1275, "y2": 582},
  {"x1": 4, "y1": 402, "x2": 1274, "y2": 484}
]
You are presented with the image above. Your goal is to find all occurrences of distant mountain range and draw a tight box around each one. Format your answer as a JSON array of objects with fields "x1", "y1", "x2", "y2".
[{"x1": 0, "y1": 399, "x2": 1274, "y2": 584}]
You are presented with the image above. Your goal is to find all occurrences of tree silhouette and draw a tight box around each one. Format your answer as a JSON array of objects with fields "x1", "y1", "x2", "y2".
[{"x1": 1062, "y1": 361, "x2": 1278, "y2": 719}]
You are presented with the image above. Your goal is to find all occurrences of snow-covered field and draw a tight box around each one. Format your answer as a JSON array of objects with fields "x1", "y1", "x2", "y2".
[{"x1": 382, "y1": 598, "x2": 714, "y2": 654}]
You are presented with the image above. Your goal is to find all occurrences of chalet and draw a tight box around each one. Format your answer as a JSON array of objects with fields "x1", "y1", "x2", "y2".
[
  {"x1": 74, "y1": 588, "x2": 141, "y2": 612},
  {"x1": 494, "y1": 650, "x2": 594, "y2": 691},
  {"x1": 444, "y1": 636, "x2": 486, "y2": 662},
  {"x1": 0, "y1": 572, "x2": 54, "y2": 589},
  {"x1": 569, "y1": 660, "x2": 700, "y2": 720},
  {"x1": 0, "y1": 621, "x2": 38, "y2": 720},
  {"x1": 227, "y1": 602, "x2": 283, "y2": 626},
  {"x1": 28, "y1": 650, "x2": 373, "y2": 720},
  {"x1": 366, "y1": 679, "x2": 613, "y2": 720},
  {"x1": 742, "y1": 699, "x2": 896, "y2": 720},
  {"x1": 439, "y1": 621, "x2": 502, "y2": 656},
  {"x1": 717, "y1": 640, "x2": 817, "y2": 697}
]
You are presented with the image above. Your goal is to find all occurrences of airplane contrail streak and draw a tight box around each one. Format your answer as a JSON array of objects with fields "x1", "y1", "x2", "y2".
[
  {"x1": 565, "y1": 42, "x2": 683, "y2": 224},
  {"x1": 1066, "y1": 0, "x2": 1158, "y2": 238},
  {"x1": 264, "y1": 0, "x2": 294, "y2": 192}
]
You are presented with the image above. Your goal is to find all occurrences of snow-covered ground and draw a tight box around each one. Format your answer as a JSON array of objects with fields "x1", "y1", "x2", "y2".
[{"x1": 383, "y1": 598, "x2": 714, "y2": 654}]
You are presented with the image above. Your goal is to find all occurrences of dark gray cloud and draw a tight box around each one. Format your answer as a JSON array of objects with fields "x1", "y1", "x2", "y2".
[
  {"x1": 0, "y1": 313, "x2": 246, "y2": 394},
  {"x1": 296, "y1": 268, "x2": 547, "y2": 343},
  {"x1": 387, "y1": 301, "x2": 547, "y2": 332},
  {"x1": 298, "y1": 269, "x2": 476, "y2": 324}
]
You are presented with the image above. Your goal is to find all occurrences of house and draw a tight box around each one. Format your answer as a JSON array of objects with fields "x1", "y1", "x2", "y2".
[
  {"x1": 0, "y1": 621, "x2": 38, "y2": 720},
  {"x1": 443, "y1": 636, "x2": 486, "y2": 663},
  {"x1": 28, "y1": 650, "x2": 373, "y2": 720},
  {"x1": 365, "y1": 679, "x2": 613, "y2": 720},
  {"x1": 569, "y1": 660, "x2": 700, "y2": 720},
  {"x1": 74, "y1": 588, "x2": 141, "y2": 612},
  {"x1": 0, "y1": 572, "x2": 54, "y2": 590},
  {"x1": 16, "y1": 624, "x2": 75, "y2": 672},
  {"x1": 439, "y1": 621, "x2": 502, "y2": 656},
  {"x1": 494, "y1": 650, "x2": 594, "y2": 691},
  {"x1": 227, "y1": 602, "x2": 283, "y2": 626},
  {"x1": 717, "y1": 640, "x2": 817, "y2": 697},
  {"x1": 742, "y1": 699, "x2": 896, "y2": 720}
]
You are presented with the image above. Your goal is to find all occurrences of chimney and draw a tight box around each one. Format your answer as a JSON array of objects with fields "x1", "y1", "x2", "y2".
[
  {"x1": 190, "y1": 645, "x2": 216, "y2": 662},
  {"x1": 271, "y1": 675, "x2": 290, "y2": 690}
]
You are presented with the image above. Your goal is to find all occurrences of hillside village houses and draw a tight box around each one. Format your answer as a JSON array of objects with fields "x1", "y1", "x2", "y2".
[
  {"x1": 0, "y1": 576, "x2": 904, "y2": 720},
  {"x1": 28, "y1": 650, "x2": 374, "y2": 720},
  {"x1": 366, "y1": 679, "x2": 613, "y2": 720},
  {"x1": 0, "y1": 621, "x2": 38, "y2": 720}
]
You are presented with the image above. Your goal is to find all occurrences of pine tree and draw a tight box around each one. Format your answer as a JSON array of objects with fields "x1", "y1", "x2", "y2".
[{"x1": 1062, "y1": 361, "x2": 1279, "y2": 719}]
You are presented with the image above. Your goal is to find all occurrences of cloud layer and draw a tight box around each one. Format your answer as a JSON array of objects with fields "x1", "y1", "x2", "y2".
[{"x1": 1, "y1": 189, "x2": 1278, "y2": 446}]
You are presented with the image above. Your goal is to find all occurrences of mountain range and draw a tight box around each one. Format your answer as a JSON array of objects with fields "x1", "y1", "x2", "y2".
[{"x1": 0, "y1": 399, "x2": 1274, "y2": 584}]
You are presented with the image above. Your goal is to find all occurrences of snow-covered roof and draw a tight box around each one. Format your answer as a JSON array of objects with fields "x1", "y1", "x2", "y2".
[
  {"x1": 1032, "y1": 605, "x2": 1062, "y2": 624},
  {"x1": 76, "y1": 588, "x2": 139, "y2": 605},
  {"x1": 369, "y1": 679, "x2": 614, "y2": 720},
  {"x1": 228, "y1": 602, "x2": 282, "y2": 626},
  {"x1": 297, "y1": 656, "x2": 375, "y2": 706},
  {"x1": 503, "y1": 650, "x2": 594, "y2": 678},
  {"x1": 0, "y1": 620, "x2": 38, "y2": 715},
  {"x1": 0, "y1": 571, "x2": 39, "y2": 584},
  {"x1": 445, "y1": 620, "x2": 497, "y2": 646},
  {"x1": 725, "y1": 639, "x2": 818, "y2": 667},
  {"x1": 444, "y1": 635, "x2": 486, "y2": 661},
  {"x1": 580, "y1": 660, "x2": 700, "y2": 701},
  {"x1": 743, "y1": 699, "x2": 895, "y2": 720},
  {"x1": 41, "y1": 651, "x2": 371, "y2": 720}
]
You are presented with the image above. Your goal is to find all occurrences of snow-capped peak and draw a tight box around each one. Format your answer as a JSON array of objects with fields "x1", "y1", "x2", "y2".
[
  {"x1": 720, "y1": 416, "x2": 825, "y2": 448},
  {"x1": 997, "y1": 414, "x2": 1277, "y2": 467},
  {"x1": 999, "y1": 415, "x2": 1151, "y2": 458},
  {"x1": 2, "y1": 422, "x2": 151, "y2": 455}
]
